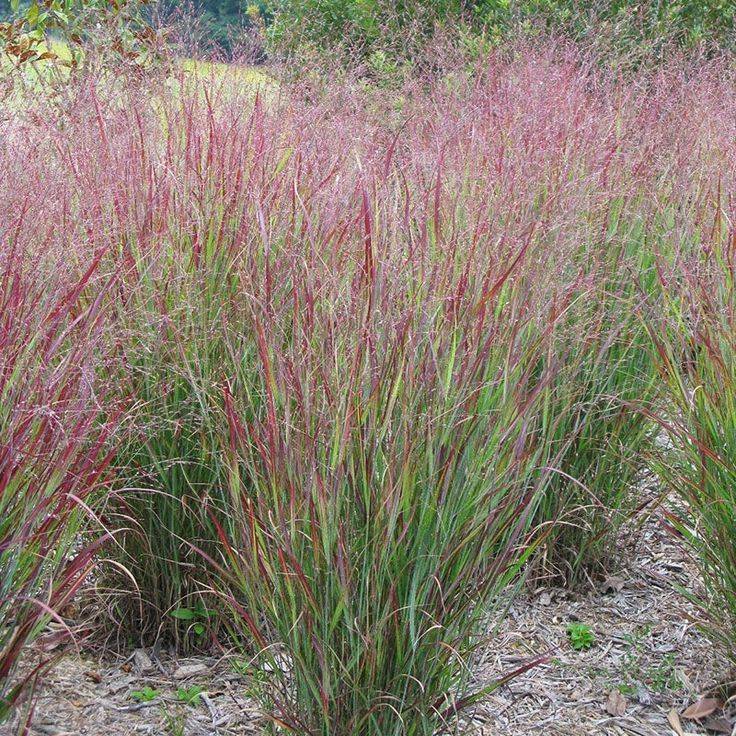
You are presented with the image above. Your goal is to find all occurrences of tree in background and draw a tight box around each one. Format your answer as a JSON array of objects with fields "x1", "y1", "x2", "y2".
[
  {"x1": 0, "y1": 0, "x2": 270, "y2": 56},
  {"x1": 3, "y1": 2, "x2": 732, "y2": 61},
  {"x1": 266, "y1": 0, "x2": 735, "y2": 63},
  {"x1": 0, "y1": 0, "x2": 163, "y2": 70},
  {"x1": 156, "y1": 0, "x2": 269, "y2": 53},
  {"x1": 201, "y1": 0, "x2": 246, "y2": 49}
]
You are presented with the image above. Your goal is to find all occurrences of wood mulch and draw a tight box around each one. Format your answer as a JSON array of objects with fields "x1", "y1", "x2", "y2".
[
  {"x1": 6, "y1": 502, "x2": 733, "y2": 736},
  {"x1": 13, "y1": 651, "x2": 263, "y2": 736},
  {"x1": 465, "y1": 503, "x2": 733, "y2": 735}
]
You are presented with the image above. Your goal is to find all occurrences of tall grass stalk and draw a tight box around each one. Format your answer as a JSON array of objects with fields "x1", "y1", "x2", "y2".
[
  {"x1": 214, "y1": 258, "x2": 551, "y2": 734},
  {"x1": 107, "y1": 228, "x2": 242, "y2": 645},
  {"x1": 529, "y1": 209, "x2": 660, "y2": 584},
  {"x1": 0, "y1": 249, "x2": 115, "y2": 724},
  {"x1": 650, "y1": 220, "x2": 736, "y2": 665}
]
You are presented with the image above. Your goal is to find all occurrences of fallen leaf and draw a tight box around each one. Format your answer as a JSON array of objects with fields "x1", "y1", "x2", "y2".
[
  {"x1": 702, "y1": 717, "x2": 732, "y2": 734},
  {"x1": 682, "y1": 697, "x2": 721, "y2": 720},
  {"x1": 605, "y1": 689, "x2": 627, "y2": 717},
  {"x1": 668, "y1": 708, "x2": 685, "y2": 736},
  {"x1": 173, "y1": 663, "x2": 208, "y2": 679}
]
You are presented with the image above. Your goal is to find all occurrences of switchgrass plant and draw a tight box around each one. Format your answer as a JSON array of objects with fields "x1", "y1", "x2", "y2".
[
  {"x1": 0, "y1": 247, "x2": 116, "y2": 725},
  {"x1": 650, "y1": 218, "x2": 736, "y2": 666},
  {"x1": 106, "y1": 226, "x2": 244, "y2": 645},
  {"x1": 55, "y1": 79, "x2": 284, "y2": 645},
  {"x1": 532, "y1": 293, "x2": 658, "y2": 584},
  {"x1": 212, "y1": 234, "x2": 552, "y2": 735},
  {"x1": 529, "y1": 209, "x2": 660, "y2": 585},
  {"x1": 2, "y1": 37, "x2": 735, "y2": 732},
  {"x1": 108, "y1": 268, "x2": 232, "y2": 645}
]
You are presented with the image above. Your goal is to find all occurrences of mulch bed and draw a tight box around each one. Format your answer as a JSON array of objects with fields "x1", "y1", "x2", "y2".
[{"x1": 466, "y1": 506, "x2": 733, "y2": 735}]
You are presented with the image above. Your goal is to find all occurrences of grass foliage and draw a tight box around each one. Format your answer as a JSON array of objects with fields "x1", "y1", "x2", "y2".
[
  {"x1": 0, "y1": 250, "x2": 115, "y2": 720},
  {"x1": 0, "y1": 35, "x2": 735, "y2": 732},
  {"x1": 651, "y1": 216, "x2": 736, "y2": 666}
]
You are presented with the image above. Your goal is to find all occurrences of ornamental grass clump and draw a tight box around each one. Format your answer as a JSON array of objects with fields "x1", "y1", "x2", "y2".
[
  {"x1": 108, "y1": 250, "x2": 237, "y2": 645},
  {"x1": 529, "y1": 210, "x2": 660, "y2": 585},
  {"x1": 70, "y1": 82, "x2": 289, "y2": 645},
  {"x1": 176, "y1": 68, "x2": 568, "y2": 724},
  {"x1": 0, "y1": 247, "x2": 116, "y2": 725},
  {"x1": 651, "y1": 216, "x2": 736, "y2": 666},
  {"x1": 214, "y1": 236, "x2": 552, "y2": 734},
  {"x1": 2, "y1": 39, "x2": 735, "y2": 730},
  {"x1": 531, "y1": 290, "x2": 658, "y2": 584},
  {"x1": 106, "y1": 196, "x2": 253, "y2": 643}
]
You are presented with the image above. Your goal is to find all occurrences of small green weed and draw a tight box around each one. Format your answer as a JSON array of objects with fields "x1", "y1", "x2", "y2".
[
  {"x1": 176, "y1": 685, "x2": 203, "y2": 706},
  {"x1": 618, "y1": 626, "x2": 683, "y2": 694},
  {"x1": 567, "y1": 623, "x2": 595, "y2": 651},
  {"x1": 130, "y1": 686, "x2": 159, "y2": 702},
  {"x1": 162, "y1": 707, "x2": 186, "y2": 736},
  {"x1": 170, "y1": 605, "x2": 215, "y2": 638}
]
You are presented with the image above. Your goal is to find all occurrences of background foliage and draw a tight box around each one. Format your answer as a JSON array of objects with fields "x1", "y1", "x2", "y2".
[{"x1": 2, "y1": 1, "x2": 733, "y2": 58}]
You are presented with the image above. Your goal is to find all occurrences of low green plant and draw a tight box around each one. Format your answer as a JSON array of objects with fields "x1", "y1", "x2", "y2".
[
  {"x1": 170, "y1": 604, "x2": 216, "y2": 640},
  {"x1": 176, "y1": 685, "x2": 203, "y2": 706},
  {"x1": 163, "y1": 709, "x2": 187, "y2": 736},
  {"x1": 567, "y1": 622, "x2": 595, "y2": 651},
  {"x1": 620, "y1": 648, "x2": 681, "y2": 695},
  {"x1": 605, "y1": 625, "x2": 684, "y2": 695},
  {"x1": 130, "y1": 686, "x2": 160, "y2": 702}
]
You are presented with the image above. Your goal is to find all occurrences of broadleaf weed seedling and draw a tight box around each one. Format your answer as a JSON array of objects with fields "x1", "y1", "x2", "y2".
[
  {"x1": 176, "y1": 686, "x2": 204, "y2": 706},
  {"x1": 568, "y1": 623, "x2": 596, "y2": 651},
  {"x1": 130, "y1": 686, "x2": 160, "y2": 703}
]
